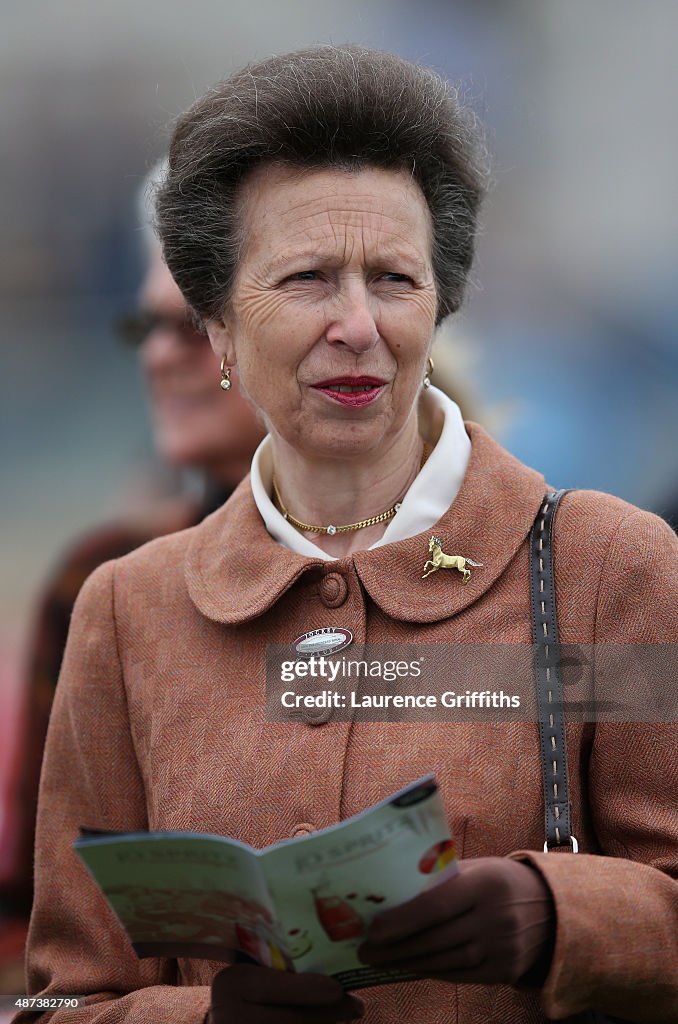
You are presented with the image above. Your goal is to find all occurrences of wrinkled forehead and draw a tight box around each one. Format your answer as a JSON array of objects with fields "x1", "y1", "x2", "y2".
[{"x1": 234, "y1": 161, "x2": 434, "y2": 268}]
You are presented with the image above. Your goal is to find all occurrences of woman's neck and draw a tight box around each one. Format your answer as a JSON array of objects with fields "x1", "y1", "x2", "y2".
[{"x1": 269, "y1": 421, "x2": 424, "y2": 558}]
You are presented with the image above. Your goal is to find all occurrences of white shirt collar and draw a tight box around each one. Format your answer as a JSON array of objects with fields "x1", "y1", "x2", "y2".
[{"x1": 249, "y1": 385, "x2": 470, "y2": 561}]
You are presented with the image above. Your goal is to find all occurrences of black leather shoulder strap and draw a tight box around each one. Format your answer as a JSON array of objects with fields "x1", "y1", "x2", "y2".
[
  {"x1": 532, "y1": 493, "x2": 632, "y2": 1022},
  {"x1": 529, "y1": 489, "x2": 577, "y2": 852}
]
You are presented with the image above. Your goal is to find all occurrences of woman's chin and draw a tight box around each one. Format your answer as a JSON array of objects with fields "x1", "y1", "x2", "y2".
[
  {"x1": 267, "y1": 402, "x2": 408, "y2": 458},
  {"x1": 278, "y1": 425, "x2": 393, "y2": 463}
]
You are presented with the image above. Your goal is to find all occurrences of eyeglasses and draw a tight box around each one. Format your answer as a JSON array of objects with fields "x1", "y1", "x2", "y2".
[{"x1": 115, "y1": 310, "x2": 209, "y2": 347}]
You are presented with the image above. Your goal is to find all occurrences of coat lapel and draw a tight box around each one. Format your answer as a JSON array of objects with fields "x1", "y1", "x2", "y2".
[
  {"x1": 185, "y1": 479, "x2": 323, "y2": 625},
  {"x1": 185, "y1": 423, "x2": 546, "y2": 626},
  {"x1": 353, "y1": 424, "x2": 547, "y2": 622}
]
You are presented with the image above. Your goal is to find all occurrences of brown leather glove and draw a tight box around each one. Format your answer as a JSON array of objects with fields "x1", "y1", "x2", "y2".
[
  {"x1": 358, "y1": 856, "x2": 555, "y2": 987},
  {"x1": 208, "y1": 964, "x2": 364, "y2": 1024}
]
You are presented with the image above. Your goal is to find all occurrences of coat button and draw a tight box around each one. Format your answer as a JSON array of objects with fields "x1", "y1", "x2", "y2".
[
  {"x1": 301, "y1": 702, "x2": 333, "y2": 725},
  {"x1": 292, "y1": 823, "x2": 316, "y2": 837},
  {"x1": 319, "y1": 572, "x2": 348, "y2": 608}
]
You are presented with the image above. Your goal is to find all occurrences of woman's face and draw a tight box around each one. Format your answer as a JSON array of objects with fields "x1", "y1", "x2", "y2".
[
  {"x1": 138, "y1": 246, "x2": 264, "y2": 479},
  {"x1": 207, "y1": 164, "x2": 438, "y2": 460}
]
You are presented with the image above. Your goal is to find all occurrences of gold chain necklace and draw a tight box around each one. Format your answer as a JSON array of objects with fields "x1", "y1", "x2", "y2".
[{"x1": 272, "y1": 443, "x2": 432, "y2": 536}]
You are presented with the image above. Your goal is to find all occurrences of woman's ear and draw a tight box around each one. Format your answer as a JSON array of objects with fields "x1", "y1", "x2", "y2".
[{"x1": 205, "y1": 316, "x2": 237, "y2": 367}]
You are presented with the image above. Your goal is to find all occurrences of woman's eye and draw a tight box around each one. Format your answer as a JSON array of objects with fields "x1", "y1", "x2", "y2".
[
  {"x1": 287, "y1": 271, "x2": 318, "y2": 282},
  {"x1": 380, "y1": 273, "x2": 413, "y2": 283}
]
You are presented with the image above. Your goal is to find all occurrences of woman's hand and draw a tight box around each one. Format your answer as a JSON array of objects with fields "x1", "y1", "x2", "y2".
[
  {"x1": 358, "y1": 857, "x2": 555, "y2": 986},
  {"x1": 208, "y1": 964, "x2": 364, "y2": 1023}
]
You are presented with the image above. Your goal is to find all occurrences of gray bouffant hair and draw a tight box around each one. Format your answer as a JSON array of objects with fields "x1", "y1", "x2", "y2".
[{"x1": 155, "y1": 45, "x2": 488, "y2": 327}]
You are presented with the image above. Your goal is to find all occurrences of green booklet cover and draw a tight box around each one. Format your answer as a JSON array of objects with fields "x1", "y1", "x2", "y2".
[{"x1": 74, "y1": 775, "x2": 457, "y2": 990}]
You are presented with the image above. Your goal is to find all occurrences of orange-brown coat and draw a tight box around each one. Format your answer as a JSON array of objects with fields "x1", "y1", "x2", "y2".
[{"x1": 20, "y1": 425, "x2": 678, "y2": 1023}]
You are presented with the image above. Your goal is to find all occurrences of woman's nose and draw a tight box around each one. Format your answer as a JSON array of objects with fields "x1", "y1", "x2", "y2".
[{"x1": 325, "y1": 284, "x2": 380, "y2": 352}]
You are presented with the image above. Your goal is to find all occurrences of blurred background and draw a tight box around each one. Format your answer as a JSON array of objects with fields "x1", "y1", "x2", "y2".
[{"x1": 1, "y1": 0, "x2": 677, "y2": 1000}]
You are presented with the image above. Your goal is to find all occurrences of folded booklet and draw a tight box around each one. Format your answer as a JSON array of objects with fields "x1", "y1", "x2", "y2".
[{"x1": 74, "y1": 775, "x2": 457, "y2": 990}]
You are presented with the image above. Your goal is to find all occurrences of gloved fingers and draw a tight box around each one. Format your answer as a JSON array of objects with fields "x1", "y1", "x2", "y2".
[
  {"x1": 211, "y1": 999, "x2": 364, "y2": 1024},
  {"x1": 212, "y1": 965, "x2": 362, "y2": 1013},
  {"x1": 359, "y1": 912, "x2": 475, "y2": 966},
  {"x1": 361, "y1": 858, "x2": 555, "y2": 989},
  {"x1": 361, "y1": 938, "x2": 486, "y2": 978},
  {"x1": 364, "y1": 876, "x2": 476, "y2": 946}
]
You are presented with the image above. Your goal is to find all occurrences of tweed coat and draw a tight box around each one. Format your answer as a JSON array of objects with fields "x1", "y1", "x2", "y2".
[
  {"x1": 19, "y1": 424, "x2": 678, "y2": 1024},
  {"x1": 7, "y1": 487, "x2": 233, "y2": 917}
]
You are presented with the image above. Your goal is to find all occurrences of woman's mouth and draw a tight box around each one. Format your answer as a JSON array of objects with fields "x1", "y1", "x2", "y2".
[{"x1": 312, "y1": 377, "x2": 386, "y2": 408}]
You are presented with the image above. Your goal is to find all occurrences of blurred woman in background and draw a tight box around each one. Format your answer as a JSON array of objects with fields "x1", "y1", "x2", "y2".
[{"x1": 0, "y1": 165, "x2": 266, "y2": 971}]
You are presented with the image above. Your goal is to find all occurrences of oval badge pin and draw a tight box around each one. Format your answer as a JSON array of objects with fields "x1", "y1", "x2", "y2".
[{"x1": 294, "y1": 627, "x2": 353, "y2": 658}]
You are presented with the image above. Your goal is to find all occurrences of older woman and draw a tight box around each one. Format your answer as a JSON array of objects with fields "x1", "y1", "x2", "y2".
[
  {"x1": 1, "y1": 165, "x2": 266, "y2": 935},
  {"x1": 21, "y1": 46, "x2": 677, "y2": 1024}
]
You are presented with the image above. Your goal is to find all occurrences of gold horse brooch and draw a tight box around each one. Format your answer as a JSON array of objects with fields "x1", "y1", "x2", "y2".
[{"x1": 422, "y1": 535, "x2": 483, "y2": 584}]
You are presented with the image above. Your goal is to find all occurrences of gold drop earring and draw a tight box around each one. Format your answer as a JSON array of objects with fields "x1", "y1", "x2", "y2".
[
  {"x1": 220, "y1": 356, "x2": 232, "y2": 391},
  {"x1": 423, "y1": 356, "x2": 434, "y2": 389}
]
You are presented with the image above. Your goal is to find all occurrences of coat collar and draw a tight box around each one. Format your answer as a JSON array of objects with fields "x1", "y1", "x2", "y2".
[{"x1": 185, "y1": 423, "x2": 546, "y2": 626}]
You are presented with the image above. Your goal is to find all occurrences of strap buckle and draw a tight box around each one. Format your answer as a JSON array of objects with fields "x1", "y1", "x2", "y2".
[{"x1": 544, "y1": 835, "x2": 579, "y2": 853}]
